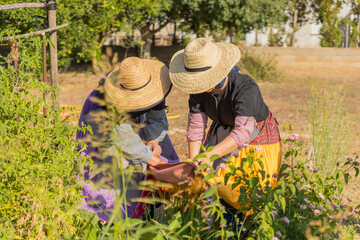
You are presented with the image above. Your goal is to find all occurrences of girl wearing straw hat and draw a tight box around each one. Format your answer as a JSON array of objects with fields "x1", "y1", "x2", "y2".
[
  {"x1": 169, "y1": 38, "x2": 281, "y2": 231},
  {"x1": 76, "y1": 57, "x2": 179, "y2": 221}
]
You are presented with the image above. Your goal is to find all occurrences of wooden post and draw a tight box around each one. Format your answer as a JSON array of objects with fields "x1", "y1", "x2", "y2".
[
  {"x1": 47, "y1": 0, "x2": 59, "y2": 106},
  {"x1": 10, "y1": 41, "x2": 19, "y2": 70}
]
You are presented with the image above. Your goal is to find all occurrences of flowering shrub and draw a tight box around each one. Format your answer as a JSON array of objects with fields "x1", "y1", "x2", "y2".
[{"x1": 220, "y1": 136, "x2": 359, "y2": 239}]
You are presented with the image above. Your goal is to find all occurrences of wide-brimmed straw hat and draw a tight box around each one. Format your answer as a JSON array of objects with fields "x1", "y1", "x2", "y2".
[
  {"x1": 104, "y1": 57, "x2": 171, "y2": 112},
  {"x1": 169, "y1": 38, "x2": 241, "y2": 94}
]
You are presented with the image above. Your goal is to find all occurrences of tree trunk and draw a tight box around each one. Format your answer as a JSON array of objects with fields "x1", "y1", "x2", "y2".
[
  {"x1": 142, "y1": 37, "x2": 152, "y2": 59},
  {"x1": 357, "y1": 15, "x2": 360, "y2": 48},
  {"x1": 292, "y1": 6, "x2": 299, "y2": 47},
  {"x1": 92, "y1": 51, "x2": 99, "y2": 74},
  {"x1": 255, "y1": 30, "x2": 258, "y2": 46}
]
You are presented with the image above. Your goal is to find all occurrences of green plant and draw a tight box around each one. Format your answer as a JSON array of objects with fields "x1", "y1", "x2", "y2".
[
  {"x1": 0, "y1": 36, "x2": 91, "y2": 238},
  {"x1": 219, "y1": 136, "x2": 359, "y2": 239},
  {"x1": 237, "y1": 47, "x2": 283, "y2": 82}
]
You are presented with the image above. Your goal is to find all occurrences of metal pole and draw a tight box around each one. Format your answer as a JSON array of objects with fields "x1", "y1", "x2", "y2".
[{"x1": 47, "y1": 0, "x2": 59, "y2": 107}]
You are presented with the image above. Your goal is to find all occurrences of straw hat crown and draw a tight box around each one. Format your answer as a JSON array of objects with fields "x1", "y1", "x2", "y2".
[
  {"x1": 104, "y1": 57, "x2": 171, "y2": 112},
  {"x1": 113, "y1": 57, "x2": 151, "y2": 90},
  {"x1": 169, "y1": 38, "x2": 241, "y2": 94},
  {"x1": 184, "y1": 38, "x2": 221, "y2": 70}
]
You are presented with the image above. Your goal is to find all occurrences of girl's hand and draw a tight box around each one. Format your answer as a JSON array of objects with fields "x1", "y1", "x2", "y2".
[{"x1": 147, "y1": 139, "x2": 162, "y2": 156}]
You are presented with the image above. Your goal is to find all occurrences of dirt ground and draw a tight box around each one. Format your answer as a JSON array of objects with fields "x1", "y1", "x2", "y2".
[{"x1": 59, "y1": 63, "x2": 360, "y2": 212}]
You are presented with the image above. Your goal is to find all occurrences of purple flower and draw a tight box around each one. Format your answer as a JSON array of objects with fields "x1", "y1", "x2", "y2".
[
  {"x1": 272, "y1": 173, "x2": 278, "y2": 179},
  {"x1": 275, "y1": 231, "x2": 282, "y2": 238},
  {"x1": 331, "y1": 203, "x2": 339, "y2": 209},
  {"x1": 317, "y1": 206, "x2": 324, "y2": 211},
  {"x1": 340, "y1": 204, "x2": 346, "y2": 209},
  {"x1": 282, "y1": 217, "x2": 289, "y2": 224},
  {"x1": 334, "y1": 232, "x2": 339, "y2": 237},
  {"x1": 298, "y1": 215, "x2": 305, "y2": 219},
  {"x1": 304, "y1": 198, "x2": 309, "y2": 204},
  {"x1": 300, "y1": 205, "x2": 307, "y2": 209},
  {"x1": 346, "y1": 157, "x2": 353, "y2": 162},
  {"x1": 272, "y1": 210, "x2": 278, "y2": 216},
  {"x1": 354, "y1": 161, "x2": 360, "y2": 166},
  {"x1": 308, "y1": 167, "x2": 317, "y2": 173},
  {"x1": 309, "y1": 203, "x2": 316, "y2": 210},
  {"x1": 234, "y1": 153, "x2": 239, "y2": 158},
  {"x1": 256, "y1": 193, "x2": 261, "y2": 199},
  {"x1": 314, "y1": 209, "x2": 321, "y2": 214},
  {"x1": 219, "y1": 163, "x2": 227, "y2": 170}
]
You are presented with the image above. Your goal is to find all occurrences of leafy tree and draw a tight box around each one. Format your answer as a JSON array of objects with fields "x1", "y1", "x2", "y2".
[
  {"x1": 311, "y1": 0, "x2": 347, "y2": 47},
  {"x1": 286, "y1": 0, "x2": 311, "y2": 46},
  {"x1": 0, "y1": 0, "x2": 168, "y2": 70}
]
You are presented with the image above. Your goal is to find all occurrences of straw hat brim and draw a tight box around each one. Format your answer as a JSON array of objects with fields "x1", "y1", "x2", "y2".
[
  {"x1": 169, "y1": 42, "x2": 241, "y2": 94},
  {"x1": 104, "y1": 59, "x2": 171, "y2": 112}
]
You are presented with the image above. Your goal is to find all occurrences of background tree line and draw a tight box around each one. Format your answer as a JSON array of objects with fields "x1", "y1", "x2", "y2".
[{"x1": 1, "y1": 0, "x2": 359, "y2": 72}]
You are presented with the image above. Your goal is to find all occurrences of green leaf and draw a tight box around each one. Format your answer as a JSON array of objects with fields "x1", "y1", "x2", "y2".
[
  {"x1": 192, "y1": 153, "x2": 207, "y2": 162},
  {"x1": 210, "y1": 154, "x2": 220, "y2": 162},
  {"x1": 279, "y1": 195, "x2": 286, "y2": 213},
  {"x1": 202, "y1": 173, "x2": 214, "y2": 183},
  {"x1": 202, "y1": 187, "x2": 217, "y2": 199},
  {"x1": 224, "y1": 172, "x2": 232, "y2": 185},
  {"x1": 229, "y1": 165, "x2": 236, "y2": 174},
  {"x1": 249, "y1": 177, "x2": 259, "y2": 189},
  {"x1": 168, "y1": 212, "x2": 182, "y2": 230},
  {"x1": 288, "y1": 183, "x2": 296, "y2": 196},
  {"x1": 278, "y1": 164, "x2": 289, "y2": 178},
  {"x1": 343, "y1": 172, "x2": 350, "y2": 184}
]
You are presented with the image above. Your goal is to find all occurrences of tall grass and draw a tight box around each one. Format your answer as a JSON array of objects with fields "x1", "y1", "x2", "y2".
[{"x1": 309, "y1": 85, "x2": 354, "y2": 176}]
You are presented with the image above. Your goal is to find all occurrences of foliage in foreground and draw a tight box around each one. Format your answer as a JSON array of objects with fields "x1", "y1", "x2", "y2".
[{"x1": 0, "y1": 37, "x2": 89, "y2": 239}]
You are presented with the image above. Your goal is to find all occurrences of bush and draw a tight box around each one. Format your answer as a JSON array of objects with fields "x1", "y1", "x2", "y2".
[
  {"x1": 0, "y1": 37, "x2": 89, "y2": 239},
  {"x1": 237, "y1": 47, "x2": 282, "y2": 82}
]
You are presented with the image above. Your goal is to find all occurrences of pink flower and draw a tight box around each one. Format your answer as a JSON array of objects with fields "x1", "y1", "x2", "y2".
[
  {"x1": 241, "y1": 144, "x2": 249, "y2": 149},
  {"x1": 254, "y1": 146, "x2": 262, "y2": 152},
  {"x1": 300, "y1": 205, "x2": 307, "y2": 209},
  {"x1": 275, "y1": 231, "x2": 282, "y2": 238},
  {"x1": 272, "y1": 210, "x2": 278, "y2": 216},
  {"x1": 314, "y1": 209, "x2": 321, "y2": 214},
  {"x1": 219, "y1": 163, "x2": 227, "y2": 170},
  {"x1": 289, "y1": 134, "x2": 299, "y2": 140},
  {"x1": 272, "y1": 238, "x2": 279, "y2": 240},
  {"x1": 334, "y1": 195, "x2": 339, "y2": 200}
]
